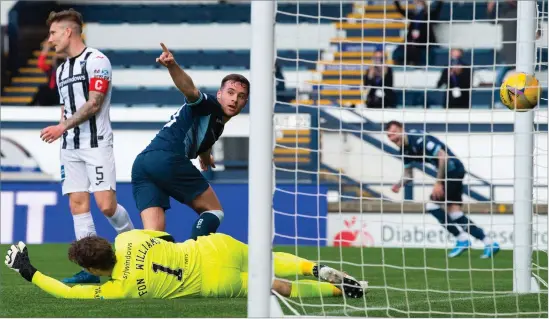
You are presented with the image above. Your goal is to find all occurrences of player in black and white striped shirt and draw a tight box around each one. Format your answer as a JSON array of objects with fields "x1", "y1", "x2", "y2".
[{"x1": 40, "y1": 9, "x2": 134, "y2": 284}]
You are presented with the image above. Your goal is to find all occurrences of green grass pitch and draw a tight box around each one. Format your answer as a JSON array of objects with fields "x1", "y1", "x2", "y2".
[{"x1": 0, "y1": 244, "x2": 546, "y2": 317}]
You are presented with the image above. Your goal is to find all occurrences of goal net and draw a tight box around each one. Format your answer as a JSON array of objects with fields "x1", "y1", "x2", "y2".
[{"x1": 262, "y1": 0, "x2": 548, "y2": 317}]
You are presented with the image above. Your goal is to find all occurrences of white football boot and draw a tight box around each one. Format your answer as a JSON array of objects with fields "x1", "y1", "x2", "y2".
[{"x1": 314, "y1": 265, "x2": 365, "y2": 298}]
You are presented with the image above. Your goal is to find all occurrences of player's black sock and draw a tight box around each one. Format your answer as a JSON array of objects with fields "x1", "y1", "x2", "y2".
[
  {"x1": 429, "y1": 208, "x2": 461, "y2": 237},
  {"x1": 452, "y1": 215, "x2": 486, "y2": 240},
  {"x1": 190, "y1": 210, "x2": 224, "y2": 240}
]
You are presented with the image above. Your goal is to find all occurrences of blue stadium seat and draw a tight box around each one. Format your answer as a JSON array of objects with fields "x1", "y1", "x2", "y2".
[
  {"x1": 71, "y1": 3, "x2": 353, "y2": 24},
  {"x1": 111, "y1": 87, "x2": 183, "y2": 106},
  {"x1": 72, "y1": 4, "x2": 250, "y2": 24},
  {"x1": 112, "y1": 87, "x2": 293, "y2": 108},
  {"x1": 105, "y1": 50, "x2": 321, "y2": 69}
]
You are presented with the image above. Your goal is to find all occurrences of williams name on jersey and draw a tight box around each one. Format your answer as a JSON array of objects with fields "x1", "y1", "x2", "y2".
[{"x1": 57, "y1": 47, "x2": 113, "y2": 150}]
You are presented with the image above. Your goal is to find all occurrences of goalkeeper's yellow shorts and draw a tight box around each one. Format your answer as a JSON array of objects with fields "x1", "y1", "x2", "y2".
[{"x1": 196, "y1": 233, "x2": 249, "y2": 298}]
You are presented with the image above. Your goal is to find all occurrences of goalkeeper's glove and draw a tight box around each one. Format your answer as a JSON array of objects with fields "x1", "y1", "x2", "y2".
[{"x1": 4, "y1": 241, "x2": 37, "y2": 282}]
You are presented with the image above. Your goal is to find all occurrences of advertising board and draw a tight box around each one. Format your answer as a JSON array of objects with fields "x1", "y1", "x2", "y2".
[
  {"x1": 0, "y1": 182, "x2": 327, "y2": 245},
  {"x1": 327, "y1": 212, "x2": 548, "y2": 250}
]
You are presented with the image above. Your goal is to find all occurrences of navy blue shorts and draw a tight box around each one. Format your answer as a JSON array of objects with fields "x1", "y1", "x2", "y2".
[
  {"x1": 131, "y1": 150, "x2": 210, "y2": 212},
  {"x1": 432, "y1": 169, "x2": 465, "y2": 204}
]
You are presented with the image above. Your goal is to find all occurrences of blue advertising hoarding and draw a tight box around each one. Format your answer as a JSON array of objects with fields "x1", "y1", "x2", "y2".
[{"x1": 0, "y1": 182, "x2": 327, "y2": 246}]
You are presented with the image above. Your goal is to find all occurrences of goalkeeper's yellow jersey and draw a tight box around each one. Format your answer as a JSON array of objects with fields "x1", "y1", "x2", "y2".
[{"x1": 32, "y1": 229, "x2": 202, "y2": 299}]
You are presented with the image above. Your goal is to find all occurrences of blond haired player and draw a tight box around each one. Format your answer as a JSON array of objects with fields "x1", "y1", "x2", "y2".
[
  {"x1": 39, "y1": 9, "x2": 134, "y2": 284},
  {"x1": 5, "y1": 230, "x2": 368, "y2": 300}
]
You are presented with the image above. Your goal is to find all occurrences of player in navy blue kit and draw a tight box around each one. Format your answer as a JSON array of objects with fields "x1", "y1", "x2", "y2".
[
  {"x1": 385, "y1": 121, "x2": 499, "y2": 258},
  {"x1": 131, "y1": 43, "x2": 249, "y2": 240}
]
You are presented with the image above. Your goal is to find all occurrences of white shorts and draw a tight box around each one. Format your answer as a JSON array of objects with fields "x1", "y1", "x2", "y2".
[{"x1": 60, "y1": 146, "x2": 117, "y2": 195}]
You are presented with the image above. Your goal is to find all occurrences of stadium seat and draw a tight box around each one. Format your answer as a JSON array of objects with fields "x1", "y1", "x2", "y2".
[
  {"x1": 103, "y1": 50, "x2": 321, "y2": 70},
  {"x1": 70, "y1": 3, "x2": 354, "y2": 24}
]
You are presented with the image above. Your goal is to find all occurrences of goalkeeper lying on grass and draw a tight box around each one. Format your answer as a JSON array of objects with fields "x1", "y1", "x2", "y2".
[{"x1": 5, "y1": 230, "x2": 367, "y2": 299}]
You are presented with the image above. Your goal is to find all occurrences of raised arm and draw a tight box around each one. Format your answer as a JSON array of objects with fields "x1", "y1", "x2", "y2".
[{"x1": 156, "y1": 43, "x2": 201, "y2": 103}]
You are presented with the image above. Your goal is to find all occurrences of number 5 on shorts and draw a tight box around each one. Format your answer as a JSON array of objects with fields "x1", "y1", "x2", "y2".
[{"x1": 95, "y1": 166, "x2": 104, "y2": 186}]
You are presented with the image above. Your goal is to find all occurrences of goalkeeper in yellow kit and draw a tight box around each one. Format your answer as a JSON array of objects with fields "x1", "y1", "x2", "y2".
[{"x1": 4, "y1": 230, "x2": 367, "y2": 299}]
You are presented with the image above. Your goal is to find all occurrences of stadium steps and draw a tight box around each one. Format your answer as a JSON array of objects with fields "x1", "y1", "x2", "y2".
[
  {"x1": 307, "y1": 79, "x2": 363, "y2": 86},
  {"x1": 318, "y1": 90, "x2": 362, "y2": 98},
  {"x1": 11, "y1": 76, "x2": 47, "y2": 84},
  {"x1": 322, "y1": 70, "x2": 363, "y2": 76},
  {"x1": 19, "y1": 67, "x2": 44, "y2": 74},
  {"x1": 335, "y1": 22, "x2": 406, "y2": 29},
  {"x1": 330, "y1": 37, "x2": 404, "y2": 44},
  {"x1": 354, "y1": 3, "x2": 416, "y2": 12},
  {"x1": 1, "y1": 48, "x2": 52, "y2": 106},
  {"x1": 314, "y1": 2, "x2": 407, "y2": 104},
  {"x1": 0, "y1": 96, "x2": 33, "y2": 104},
  {"x1": 274, "y1": 129, "x2": 312, "y2": 165},
  {"x1": 291, "y1": 99, "x2": 335, "y2": 106},
  {"x1": 347, "y1": 12, "x2": 403, "y2": 20},
  {"x1": 317, "y1": 59, "x2": 395, "y2": 66},
  {"x1": 334, "y1": 51, "x2": 388, "y2": 58},
  {"x1": 4, "y1": 86, "x2": 38, "y2": 93}
]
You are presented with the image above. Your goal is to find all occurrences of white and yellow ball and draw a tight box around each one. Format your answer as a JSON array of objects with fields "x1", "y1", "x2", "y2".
[{"x1": 499, "y1": 72, "x2": 540, "y2": 111}]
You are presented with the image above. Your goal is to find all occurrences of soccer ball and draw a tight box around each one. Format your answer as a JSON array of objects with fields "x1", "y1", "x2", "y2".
[{"x1": 499, "y1": 72, "x2": 540, "y2": 111}]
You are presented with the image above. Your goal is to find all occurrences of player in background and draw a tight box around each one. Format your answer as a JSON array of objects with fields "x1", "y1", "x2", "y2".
[
  {"x1": 39, "y1": 9, "x2": 134, "y2": 284},
  {"x1": 4, "y1": 230, "x2": 368, "y2": 299},
  {"x1": 385, "y1": 121, "x2": 500, "y2": 258},
  {"x1": 131, "y1": 43, "x2": 247, "y2": 239}
]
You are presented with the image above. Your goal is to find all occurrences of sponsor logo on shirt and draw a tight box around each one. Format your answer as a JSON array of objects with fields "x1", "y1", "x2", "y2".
[
  {"x1": 94, "y1": 287, "x2": 102, "y2": 299},
  {"x1": 59, "y1": 75, "x2": 86, "y2": 88},
  {"x1": 93, "y1": 69, "x2": 111, "y2": 81}
]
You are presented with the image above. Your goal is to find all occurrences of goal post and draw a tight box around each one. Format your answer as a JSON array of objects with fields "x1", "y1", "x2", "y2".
[
  {"x1": 247, "y1": 1, "x2": 275, "y2": 318},
  {"x1": 513, "y1": 0, "x2": 537, "y2": 294}
]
